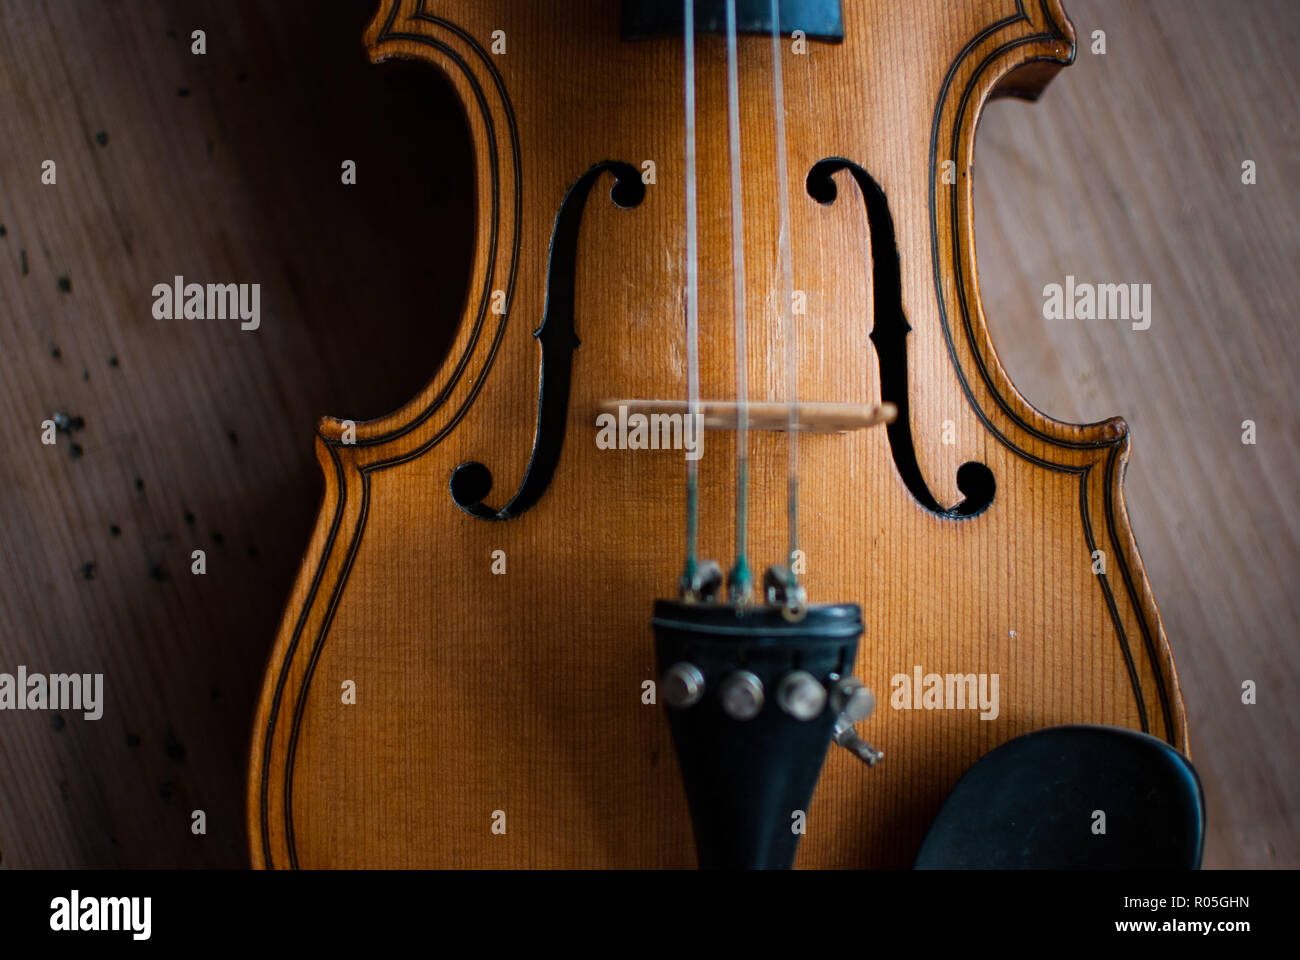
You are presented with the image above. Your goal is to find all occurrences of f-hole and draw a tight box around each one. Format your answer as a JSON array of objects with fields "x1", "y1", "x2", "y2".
[
  {"x1": 451, "y1": 160, "x2": 645, "y2": 520},
  {"x1": 807, "y1": 158, "x2": 995, "y2": 519}
]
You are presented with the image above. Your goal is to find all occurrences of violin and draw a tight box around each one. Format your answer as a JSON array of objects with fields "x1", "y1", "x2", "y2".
[{"x1": 248, "y1": 0, "x2": 1186, "y2": 868}]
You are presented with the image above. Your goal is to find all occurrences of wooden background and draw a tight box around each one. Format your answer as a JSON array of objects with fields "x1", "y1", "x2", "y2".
[{"x1": 0, "y1": 0, "x2": 1295, "y2": 868}]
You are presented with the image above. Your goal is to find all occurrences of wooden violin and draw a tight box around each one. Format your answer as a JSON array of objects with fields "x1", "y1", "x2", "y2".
[{"x1": 248, "y1": 0, "x2": 1187, "y2": 868}]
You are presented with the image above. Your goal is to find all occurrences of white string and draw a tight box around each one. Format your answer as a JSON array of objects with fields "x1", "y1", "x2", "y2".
[
  {"x1": 724, "y1": 0, "x2": 752, "y2": 601},
  {"x1": 681, "y1": 0, "x2": 701, "y2": 592},
  {"x1": 769, "y1": 0, "x2": 799, "y2": 585}
]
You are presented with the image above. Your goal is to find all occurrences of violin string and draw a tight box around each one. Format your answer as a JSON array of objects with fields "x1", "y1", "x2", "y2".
[
  {"x1": 723, "y1": 0, "x2": 752, "y2": 602},
  {"x1": 803, "y1": 36, "x2": 830, "y2": 456},
  {"x1": 681, "y1": 0, "x2": 701, "y2": 593},
  {"x1": 769, "y1": 0, "x2": 799, "y2": 590}
]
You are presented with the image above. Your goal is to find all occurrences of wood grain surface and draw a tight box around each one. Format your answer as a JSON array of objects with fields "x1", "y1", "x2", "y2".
[{"x1": 0, "y1": 0, "x2": 1295, "y2": 869}]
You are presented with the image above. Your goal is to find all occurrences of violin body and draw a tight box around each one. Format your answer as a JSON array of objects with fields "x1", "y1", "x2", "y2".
[{"x1": 248, "y1": 0, "x2": 1186, "y2": 868}]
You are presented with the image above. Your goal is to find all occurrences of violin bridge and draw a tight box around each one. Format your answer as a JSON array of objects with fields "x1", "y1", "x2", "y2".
[{"x1": 597, "y1": 399, "x2": 896, "y2": 433}]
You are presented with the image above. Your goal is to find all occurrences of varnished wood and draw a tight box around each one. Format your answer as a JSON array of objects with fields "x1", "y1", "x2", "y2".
[{"x1": 248, "y1": 0, "x2": 1188, "y2": 868}]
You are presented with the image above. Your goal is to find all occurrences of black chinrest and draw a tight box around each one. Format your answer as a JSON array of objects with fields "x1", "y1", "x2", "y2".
[{"x1": 914, "y1": 724, "x2": 1205, "y2": 869}]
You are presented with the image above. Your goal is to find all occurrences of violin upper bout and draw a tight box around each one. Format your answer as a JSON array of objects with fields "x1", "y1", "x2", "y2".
[
  {"x1": 1102, "y1": 416, "x2": 1129, "y2": 443},
  {"x1": 990, "y1": 0, "x2": 1077, "y2": 102}
]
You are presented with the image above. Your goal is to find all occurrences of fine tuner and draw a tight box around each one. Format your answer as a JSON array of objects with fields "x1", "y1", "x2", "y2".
[{"x1": 664, "y1": 661, "x2": 883, "y2": 761}]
